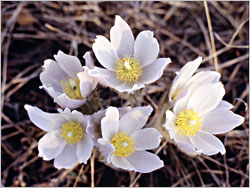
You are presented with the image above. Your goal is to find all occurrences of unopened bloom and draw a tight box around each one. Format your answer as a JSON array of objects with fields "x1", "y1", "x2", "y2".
[
  {"x1": 97, "y1": 106, "x2": 163, "y2": 173},
  {"x1": 169, "y1": 56, "x2": 221, "y2": 102},
  {"x1": 163, "y1": 82, "x2": 244, "y2": 156},
  {"x1": 89, "y1": 15, "x2": 171, "y2": 93},
  {"x1": 40, "y1": 50, "x2": 98, "y2": 109},
  {"x1": 24, "y1": 105, "x2": 94, "y2": 169}
]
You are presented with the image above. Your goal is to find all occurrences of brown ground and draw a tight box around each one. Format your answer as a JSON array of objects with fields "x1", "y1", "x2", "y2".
[{"x1": 1, "y1": 1, "x2": 249, "y2": 187}]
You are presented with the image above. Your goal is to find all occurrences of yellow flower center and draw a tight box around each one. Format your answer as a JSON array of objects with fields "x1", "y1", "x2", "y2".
[
  {"x1": 60, "y1": 121, "x2": 84, "y2": 145},
  {"x1": 176, "y1": 109, "x2": 203, "y2": 136},
  {"x1": 110, "y1": 132, "x2": 135, "y2": 157},
  {"x1": 61, "y1": 77, "x2": 83, "y2": 100},
  {"x1": 115, "y1": 55, "x2": 142, "y2": 83}
]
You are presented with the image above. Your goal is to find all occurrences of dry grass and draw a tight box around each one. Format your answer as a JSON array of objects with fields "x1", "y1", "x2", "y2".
[{"x1": 1, "y1": 1, "x2": 249, "y2": 187}]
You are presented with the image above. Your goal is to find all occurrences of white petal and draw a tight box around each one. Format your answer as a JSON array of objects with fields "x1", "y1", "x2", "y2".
[
  {"x1": 186, "y1": 71, "x2": 221, "y2": 88},
  {"x1": 76, "y1": 134, "x2": 94, "y2": 164},
  {"x1": 24, "y1": 104, "x2": 66, "y2": 132},
  {"x1": 110, "y1": 15, "x2": 134, "y2": 58},
  {"x1": 77, "y1": 66, "x2": 98, "y2": 98},
  {"x1": 163, "y1": 110, "x2": 177, "y2": 139},
  {"x1": 58, "y1": 108, "x2": 88, "y2": 126},
  {"x1": 126, "y1": 151, "x2": 164, "y2": 173},
  {"x1": 83, "y1": 51, "x2": 94, "y2": 69},
  {"x1": 101, "y1": 107, "x2": 119, "y2": 142},
  {"x1": 115, "y1": 82, "x2": 145, "y2": 94},
  {"x1": 97, "y1": 138, "x2": 115, "y2": 163},
  {"x1": 54, "y1": 145, "x2": 78, "y2": 169},
  {"x1": 201, "y1": 108, "x2": 244, "y2": 134},
  {"x1": 110, "y1": 154, "x2": 134, "y2": 171},
  {"x1": 216, "y1": 100, "x2": 234, "y2": 109},
  {"x1": 169, "y1": 57, "x2": 201, "y2": 101},
  {"x1": 131, "y1": 128, "x2": 161, "y2": 150},
  {"x1": 38, "y1": 130, "x2": 65, "y2": 160},
  {"x1": 54, "y1": 93, "x2": 86, "y2": 109},
  {"x1": 190, "y1": 130, "x2": 226, "y2": 155},
  {"x1": 40, "y1": 84, "x2": 61, "y2": 98},
  {"x1": 134, "y1": 31, "x2": 159, "y2": 67},
  {"x1": 173, "y1": 88, "x2": 192, "y2": 115},
  {"x1": 187, "y1": 82, "x2": 225, "y2": 116},
  {"x1": 88, "y1": 67, "x2": 122, "y2": 88},
  {"x1": 119, "y1": 106, "x2": 153, "y2": 134},
  {"x1": 173, "y1": 132, "x2": 193, "y2": 145},
  {"x1": 175, "y1": 142, "x2": 201, "y2": 156},
  {"x1": 54, "y1": 50, "x2": 83, "y2": 78},
  {"x1": 92, "y1": 35, "x2": 119, "y2": 71},
  {"x1": 118, "y1": 106, "x2": 132, "y2": 118},
  {"x1": 40, "y1": 59, "x2": 67, "y2": 93},
  {"x1": 139, "y1": 58, "x2": 171, "y2": 84}
]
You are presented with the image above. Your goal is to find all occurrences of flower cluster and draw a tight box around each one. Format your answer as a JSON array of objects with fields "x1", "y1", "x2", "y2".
[{"x1": 25, "y1": 15, "x2": 244, "y2": 173}]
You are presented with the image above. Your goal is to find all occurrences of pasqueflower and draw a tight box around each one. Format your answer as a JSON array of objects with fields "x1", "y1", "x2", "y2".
[
  {"x1": 89, "y1": 15, "x2": 171, "y2": 93},
  {"x1": 97, "y1": 106, "x2": 163, "y2": 173},
  {"x1": 25, "y1": 105, "x2": 94, "y2": 169},
  {"x1": 164, "y1": 82, "x2": 244, "y2": 156},
  {"x1": 40, "y1": 50, "x2": 98, "y2": 109}
]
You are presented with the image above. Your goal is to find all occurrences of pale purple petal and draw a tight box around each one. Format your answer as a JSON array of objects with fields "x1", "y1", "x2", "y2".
[
  {"x1": 139, "y1": 58, "x2": 171, "y2": 84},
  {"x1": 77, "y1": 66, "x2": 98, "y2": 98},
  {"x1": 115, "y1": 82, "x2": 145, "y2": 94},
  {"x1": 76, "y1": 134, "x2": 94, "y2": 164},
  {"x1": 187, "y1": 82, "x2": 225, "y2": 116},
  {"x1": 54, "y1": 50, "x2": 83, "y2": 78},
  {"x1": 216, "y1": 100, "x2": 234, "y2": 109},
  {"x1": 88, "y1": 67, "x2": 122, "y2": 88},
  {"x1": 190, "y1": 130, "x2": 226, "y2": 155},
  {"x1": 134, "y1": 31, "x2": 159, "y2": 67},
  {"x1": 54, "y1": 93, "x2": 86, "y2": 109},
  {"x1": 131, "y1": 128, "x2": 161, "y2": 150},
  {"x1": 169, "y1": 57, "x2": 201, "y2": 101},
  {"x1": 126, "y1": 151, "x2": 164, "y2": 173},
  {"x1": 163, "y1": 110, "x2": 177, "y2": 139},
  {"x1": 110, "y1": 154, "x2": 134, "y2": 171},
  {"x1": 119, "y1": 106, "x2": 153, "y2": 134},
  {"x1": 110, "y1": 15, "x2": 134, "y2": 58},
  {"x1": 38, "y1": 130, "x2": 65, "y2": 160},
  {"x1": 24, "y1": 104, "x2": 66, "y2": 132},
  {"x1": 40, "y1": 59, "x2": 67, "y2": 93},
  {"x1": 201, "y1": 108, "x2": 244, "y2": 134},
  {"x1": 83, "y1": 51, "x2": 94, "y2": 69},
  {"x1": 54, "y1": 145, "x2": 78, "y2": 169},
  {"x1": 92, "y1": 35, "x2": 119, "y2": 71},
  {"x1": 101, "y1": 107, "x2": 119, "y2": 142},
  {"x1": 97, "y1": 138, "x2": 115, "y2": 163}
]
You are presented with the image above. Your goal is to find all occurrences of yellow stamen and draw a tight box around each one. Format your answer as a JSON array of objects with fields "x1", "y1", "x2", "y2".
[
  {"x1": 110, "y1": 132, "x2": 135, "y2": 157},
  {"x1": 115, "y1": 55, "x2": 142, "y2": 83},
  {"x1": 61, "y1": 77, "x2": 83, "y2": 100},
  {"x1": 176, "y1": 109, "x2": 203, "y2": 136},
  {"x1": 60, "y1": 121, "x2": 83, "y2": 145}
]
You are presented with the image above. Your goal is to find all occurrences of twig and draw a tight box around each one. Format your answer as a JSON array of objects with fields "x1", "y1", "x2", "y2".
[
  {"x1": 90, "y1": 149, "x2": 96, "y2": 187},
  {"x1": 73, "y1": 164, "x2": 84, "y2": 187},
  {"x1": 204, "y1": 1, "x2": 219, "y2": 72}
]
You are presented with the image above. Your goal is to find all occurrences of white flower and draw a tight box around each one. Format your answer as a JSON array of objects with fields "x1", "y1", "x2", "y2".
[
  {"x1": 169, "y1": 56, "x2": 221, "y2": 102},
  {"x1": 24, "y1": 105, "x2": 94, "y2": 169},
  {"x1": 40, "y1": 50, "x2": 98, "y2": 109},
  {"x1": 163, "y1": 82, "x2": 244, "y2": 156},
  {"x1": 97, "y1": 106, "x2": 163, "y2": 173},
  {"x1": 89, "y1": 15, "x2": 171, "y2": 93}
]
